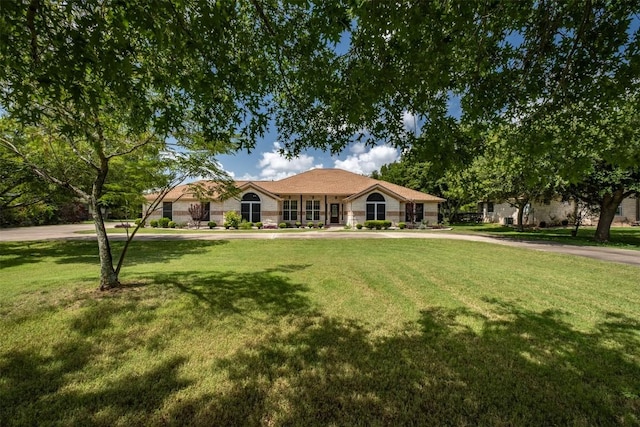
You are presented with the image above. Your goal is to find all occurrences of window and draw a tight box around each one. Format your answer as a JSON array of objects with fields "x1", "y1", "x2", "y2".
[
  {"x1": 405, "y1": 202, "x2": 423, "y2": 222},
  {"x1": 415, "y1": 203, "x2": 424, "y2": 222},
  {"x1": 615, "y1": 204, "x2": 623, "y2": 216},
  {"x1": 201, "y1": 202, "x2": 210, "y2": 221},
  {"x1": 283, "y1": 200, "x2": 298, "y2": 221},
  {"x1": 162, "y1": 202, "x2": 172, "y2": 220},
  {"x1": 487, "y1": 202, "x2": 494, "y2": 213},
  {"x1": 240, "y1": 193, "x2": 261, "y2": 223},
  {"x1": 306, "y1": 200, "x2": 320, "y2": 221},
  {"x1": 366, "y1": 193, "x2": 385, "y2": 221}
]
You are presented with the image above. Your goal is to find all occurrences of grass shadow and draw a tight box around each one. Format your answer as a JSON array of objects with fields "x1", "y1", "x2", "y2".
[
  {"x1": 167, "y1": 301, "x2": 640, "y2": 425},
  {"x1": 0, "y1": 239, "x2": 228, "y2": 269},
  {"x1": 145, "y1": 264, "x2": 314, "y2": 319}
]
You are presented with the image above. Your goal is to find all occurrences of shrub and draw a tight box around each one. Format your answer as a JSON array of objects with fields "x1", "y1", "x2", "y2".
[
  {"x1": 307, "y1": 222, "x2": 314, "y2": 228},
  {"x1": 150, "y1": 219, "x2": 159, "y2": 228},
  {"x1": 279, "y1": 222, "x2": 287, "y2": 228},
  {"x1": 239, "y1": 220, "x2": 253, "y2": 230},
  {"x1": 343, "y1": 224, "x2": 352, "y2": 230},
  {"x1": 168, "y1": 221, "x2": 177, "y2": 228},
  {"x1": 295, "y1": 221, "x2": 302, "y2": 228},
  {"x1": 398, "y1": 222, "x2": 406, "y2": 229},
  {"x1": 224, "y1": 211, "x2": 241, "y2": 229},
  {"x1": 356, "y1": 223, "x2": 363, "y2": 229},
  {"x1": 561, "y1": 219, "x2": 569, "y2": 227},
  {"x1": 317, "y1": 223, "x2": 323, "y2": 228},
  {"x1": 207, "y1": 221, "x2": 217, "y2": 229},
  {"x1": 539, "y1": 221, "x2": 547, "y2": 228},
  {"x1": 364, "y1": 220, "x2": 390, "y2": 230},
  {"x1": 134, "y1": 218, "x2": 144, "y2": 228},
  {"x1": 159, "y1": 217, "x2": 171, "y2": 228},
  {"x1": 256, "y1": 222, "x2": 263, "y2": 229},
  {"x1": 176, "y1": 221, "x2": 188, "y2": 228}
]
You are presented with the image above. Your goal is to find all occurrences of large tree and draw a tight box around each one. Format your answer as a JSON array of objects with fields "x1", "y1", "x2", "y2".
[{"x1": 0, "y1": 0, "x2": 348, "y2": 289}]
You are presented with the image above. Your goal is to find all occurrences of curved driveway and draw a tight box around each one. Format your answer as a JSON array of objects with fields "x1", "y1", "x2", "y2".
[{"x1": 1, "y1": 223, "x2": 639, "y2": 267}]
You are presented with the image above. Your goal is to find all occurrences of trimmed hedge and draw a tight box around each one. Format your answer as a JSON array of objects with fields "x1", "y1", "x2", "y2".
[{"x1": 364, "y1": 220, "x2": 392, "y2": 230}]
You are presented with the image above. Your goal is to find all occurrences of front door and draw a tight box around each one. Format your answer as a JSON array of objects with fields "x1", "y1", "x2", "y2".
[{"x1": 330, "y1": 204, "x2": 340, "y2": 224}]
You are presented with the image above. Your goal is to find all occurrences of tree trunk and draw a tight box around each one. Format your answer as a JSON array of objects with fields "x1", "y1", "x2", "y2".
[
  {"x1": 594, "y1": 188, "x2": 625, "y2": 242},
  {"x1": 92, "y1": 198, "x2": 120, "y2": 290},
  {"x1": 516, "y1": 203, "x2": 526, "y2": 232}
]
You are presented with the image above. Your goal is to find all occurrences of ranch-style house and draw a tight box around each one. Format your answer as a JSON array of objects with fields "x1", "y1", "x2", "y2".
[{"x1": 145, "y1": 168, "x2": 445, "y2": 227}]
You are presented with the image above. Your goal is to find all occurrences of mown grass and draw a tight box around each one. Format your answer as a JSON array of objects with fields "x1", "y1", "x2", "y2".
[
  {"x1": 450, "y1": 224, "x2": 640, "y2": 250},
  {"x1": 1, "y1": 239, "x2": 639, "y2": 426}
]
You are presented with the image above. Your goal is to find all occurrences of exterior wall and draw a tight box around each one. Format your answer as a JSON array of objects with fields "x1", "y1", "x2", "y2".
[
  {"x1": 347, "y1": 191, "x2": 402, "y2": 226},
  {"x1": 145, "y1": 188, "x2": 280, "y2": 226},
  {"x1": 481, "y1": 196, "x2": 639, "y2": 226},
  {"x1": 614, "y1": 195, "x2": 639, "y2": 224}
]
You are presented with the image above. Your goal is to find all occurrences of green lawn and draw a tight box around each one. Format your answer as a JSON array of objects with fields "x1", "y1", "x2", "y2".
[
  {"x1": 1, "y1": 239, "x2": 639, "y2": 426},
  {"x1": 450, "y1": 224, "x2": 640, "y2": 250}
]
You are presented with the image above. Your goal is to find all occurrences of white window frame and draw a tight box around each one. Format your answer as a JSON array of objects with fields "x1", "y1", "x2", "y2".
[
  {"x1": 283, "y1": 200, "x2": 298, "y2": 221},
  {"x1": 306, "y1": 200, "x2": 320, "y2": 221}
]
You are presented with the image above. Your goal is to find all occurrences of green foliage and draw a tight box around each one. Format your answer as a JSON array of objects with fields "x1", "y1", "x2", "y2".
[
  {"x1": 355, "y1": 224, "x2": 363, "y2": 230},
  {"x1": 307, "y1": 222, "x2": 314, "y2": 228},
  {"x1": 168, "y1": 221, "x2": 177, "y2": 229},
  {"x1": 134, "y1": 218, "x2": 144, "y2": 228},
  {"x1": 317, "y1": 223, "x2": 323, "y2": 228},
  {"x1": 239, "y1": 220, "x2": 253, "y2": 230},
  {"x1": 256, "y1": 222, "x2": 263, "y2": 229},
  {"x1": 398, "y1": 222, "x2": 406, "y2": 229},
  {"x1": 295, "y1": 221, "x2": 302, "y2": 228},
  {"x1": 159, "y1": 218, "x2": 171, "y2": 228},
  {"x1": 150, "y1": 219, "x2": 159, "y2": 228},
  {"x1": 364, "y1": 220, "x2": 391, "y2": 230},
  {"x1": 278, "y1": 222, "x2": 287, "y2": 229},
  {"x1": 224, "y1": 211, "x2": 241, "y2": 229},
  {"x1": 207, "y1": 221, "x2": 217, "y2": 229}
]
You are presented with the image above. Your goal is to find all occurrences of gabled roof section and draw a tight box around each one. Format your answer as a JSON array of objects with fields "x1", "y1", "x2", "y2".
[{"x1": 237, "y1": 182, "x2": 283, "y2": 201}]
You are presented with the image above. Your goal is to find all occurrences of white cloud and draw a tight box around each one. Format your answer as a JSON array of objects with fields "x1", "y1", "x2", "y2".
[
  {"x1": 402, "y1": 111, "x2": 416, "y2": 132},
  {"x1": 256, "y1": 143, "x2": 323, "y2": 181},
  {"x1": 333, "y1": 144, "x2": 399, "y2": 175},
  {"x1": 350, "y1": 142, "x2": 367, "y2": 154}
]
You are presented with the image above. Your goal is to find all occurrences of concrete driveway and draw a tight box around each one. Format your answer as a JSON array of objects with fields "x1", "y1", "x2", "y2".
[{"x1": 1, "y1": 223, "x2": 639, "y2": 267}]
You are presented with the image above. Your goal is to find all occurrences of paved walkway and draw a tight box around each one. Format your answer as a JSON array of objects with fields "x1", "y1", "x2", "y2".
[{"x1": 1, "y1": 224, "x2": 639, "y2": 267}]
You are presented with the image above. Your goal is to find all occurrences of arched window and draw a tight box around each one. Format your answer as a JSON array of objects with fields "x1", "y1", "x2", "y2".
[
  {"x1": 366, "y1": 192, "x2": 385, "y2": 221},
  {"x1": 241, "y1": 192, "x2": 261, "y2": 223}
]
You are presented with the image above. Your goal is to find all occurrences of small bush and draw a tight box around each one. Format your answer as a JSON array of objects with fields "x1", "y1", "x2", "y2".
[
  {"x1": 561, "y1": 219, "x2": 569, "y2": 227},
  {"x1": 239, "y1": 220, "x2": 253, "y2": 230},
  {"x1": 539, "y1": 221, "x2": 547, "y2": 228},
  {"x1": 317, "y1": 223, "x2": 323, "y2": 228},
  {"x1": 207, "y1": 221, "x2": 217, "y2": 229},
  {"x1": 356, "y1": 223, "x2": 363, "y2": 229},
  {"x1": 168, "y1": 221, "x2": 177, "y2": 228},
  {"x1": 224, "y1": 211, "x2": 242, "y2": 229},
  {"x1": 150, "y1": 219, "x2": 158, "y2": 228},
  {"x1": 134, "y1": 218, "x2": 144, "y2": 228},
  {"x1": 398, "y1": 222, "x2": 406, "y2": 229},
  {"x1": 279, "y1": 222, "x2": 287, "y2": 228},
  {"x1": 295, "y1": 221, "x2": 302, "y2": 228},
  {"x1": 256, "y1": 222, "x2": 263, "y2": 229},
  {"x1": 364, "y1": 220, "x2": 390, "y2": 230},
  {"x1": 307, "y1": 222, "x2": 314, "y2": 228},
  {"x1": 343, "y1": 224, "x2": 352, "y2": 230},
  {"x1": 159, "y1": 217, "x2": 171, "y2": 228}
]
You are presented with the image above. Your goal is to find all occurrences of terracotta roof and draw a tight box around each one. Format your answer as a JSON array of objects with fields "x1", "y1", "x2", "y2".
[{"x1": 146, "y1": 168, "x2": 444, "y2": 202}]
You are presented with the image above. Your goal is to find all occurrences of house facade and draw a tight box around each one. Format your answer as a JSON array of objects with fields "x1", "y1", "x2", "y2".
[
  {"x1": 145, "y1": 168, "x2": 445, "y2": 227},
  {"x1": 479, "y1": 195, "x2": 640, "y2": 226}
]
